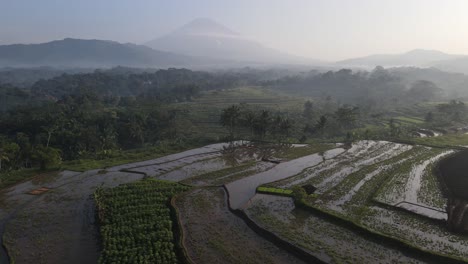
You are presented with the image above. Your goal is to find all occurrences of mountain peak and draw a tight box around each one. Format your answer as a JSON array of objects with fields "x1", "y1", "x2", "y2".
[
  {"x1": 171, "y1": 17, "x2": 238, "y2": 37},
  {"x1": 145, "y1": 18, "x2": 314, "y2": 64}
]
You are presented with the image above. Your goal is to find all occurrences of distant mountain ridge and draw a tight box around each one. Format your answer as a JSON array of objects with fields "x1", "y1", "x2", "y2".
[
  {"x1": 0, "y1": 38, "x2": 199, "y2": 68},
  {"x1": 337, "y1": 49, "x2": 462, "y2": 68},
  {"x1": 4, "y1": 19, "x2": 468, "y2": 73}
]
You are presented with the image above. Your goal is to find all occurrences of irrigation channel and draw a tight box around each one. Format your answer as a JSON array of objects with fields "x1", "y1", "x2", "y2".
[{"x1": 0, "y1": 140, "x2": 467, "y2": 263}]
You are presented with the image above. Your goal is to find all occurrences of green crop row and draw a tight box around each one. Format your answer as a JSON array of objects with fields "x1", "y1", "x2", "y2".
[
  {"x1": 257, "y1": 186, "x2": 293, "y2": 196},
  {"x1": 94, "y1": 179, "x2": 189, "y2": 264}
]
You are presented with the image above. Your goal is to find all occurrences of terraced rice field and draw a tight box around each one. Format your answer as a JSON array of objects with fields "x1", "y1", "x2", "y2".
[
  {"x1": 4, "y1": 140, "x2": 467, "y2": 263},
  {"x1": 256, "y1": 141, "x2": 468, "y2": 262},
  {"x1": 163, "y1": 87, "x2": 305, "y2": 139},
  {"x1": 120, "y1": 139, "x2": 468, "y2": 262},
  {"x1": 245, "y1": 194, "x2": 427, "y2": 264}
]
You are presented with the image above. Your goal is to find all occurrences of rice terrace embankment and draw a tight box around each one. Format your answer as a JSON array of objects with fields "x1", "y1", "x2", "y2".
[{"x1": 1, "y1": 141, "x2": 468, "y2": 263}]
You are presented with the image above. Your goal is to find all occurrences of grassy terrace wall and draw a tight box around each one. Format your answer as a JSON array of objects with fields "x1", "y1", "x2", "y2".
[
  {"x1": 256, "y1": 186, "x2": 293, "y2": 197},
  {"x1": 94, "y1": 179, "x2": 189, "y2": 264}
]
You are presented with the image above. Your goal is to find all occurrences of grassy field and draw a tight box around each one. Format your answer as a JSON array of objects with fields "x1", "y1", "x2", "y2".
[
  {"x1": 414, "y1": 133, "x2": 468, "y2": 148},
  {"x1": 164, "y1": 87, "x2": 307, "y2": 139},
  {"x1": 0, "y1": 168, "x2": 39, "y2": 189},
  {"x1": 61, "y1": 141, "x2": 207, "y2": 171},
  {"x1": 393, "y1": 116, "x2": 425, "y2": 125}
]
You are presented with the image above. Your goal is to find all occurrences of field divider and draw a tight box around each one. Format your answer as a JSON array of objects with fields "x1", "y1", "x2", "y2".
[
  {"x1": 170, "y1": 191, "x2": 197, "y2": 264},
  {"x1": 222, "y1": 185, "x2": 326, "y2": 264}
]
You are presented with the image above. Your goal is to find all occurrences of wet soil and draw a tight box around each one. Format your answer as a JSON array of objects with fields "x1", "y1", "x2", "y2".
[
  {"x1": 174, "y1": 187, "x2": 306, "y2": 264},
  {"x1": 245, "y1": 194, "x2": 430, "y2": 264},
  {"x1": 226, "y1": 148, "x2": 344, "y2": 209},
  {"x1": 1, "y1": 170, "x2": 143, "y2": 264}
]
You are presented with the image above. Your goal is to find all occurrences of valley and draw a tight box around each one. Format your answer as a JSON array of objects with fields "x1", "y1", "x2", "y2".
[{"x1": 4, "y1": 5, "x2": 468, "y2": 262}]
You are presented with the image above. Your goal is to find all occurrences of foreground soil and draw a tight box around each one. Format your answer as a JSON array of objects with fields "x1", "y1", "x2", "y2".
[
  {"x1": 1, "y1": 170, "x2": 143, "y2": 264},
  {"x1": 174, "y1": 187, "x2": 306, "y2": 264}
]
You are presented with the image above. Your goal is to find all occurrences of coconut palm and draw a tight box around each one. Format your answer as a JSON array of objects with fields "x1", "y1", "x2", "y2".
[
  {"x1": 0, "y1": 148, "x2": 9, "y2": 171},
  {"x1": 220, "y1": 105, "x2": 241, "y2": 140}
]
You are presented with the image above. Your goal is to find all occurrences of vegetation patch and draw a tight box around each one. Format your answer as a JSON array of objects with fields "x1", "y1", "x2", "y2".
[
  {"x1": 94, "y1": 179, "x2": 189, "y2": 264},
  {"x1": 181, "y1": 161, "x2": 256, "y2": 185},
  {"x1": 394, "y1": 116, "x2": 425, "y2": 125},
  {"x1": 414, "y1": 133, "x2": 468, "y2": 148},
  {"x1": 257, "y1": 186, "x2": 293, "y2": 196},
  {"x1": 62, "y1": 142, "x2": 204, "y2": 171},
  {"x1": 0, "y1": 168, "x2": 44, "y2": 190}
]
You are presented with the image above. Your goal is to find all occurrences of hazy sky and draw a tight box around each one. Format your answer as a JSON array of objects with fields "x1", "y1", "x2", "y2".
[{"x1": 1, "y1": 0, "x2": 468, "y2": 61}]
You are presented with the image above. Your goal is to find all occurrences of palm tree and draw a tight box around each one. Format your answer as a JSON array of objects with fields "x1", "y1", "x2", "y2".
[
  {"x1": 335, "y1": 106, "x2": 358, "y2": 130},
  {"x1": 280, "y1": 117, "x2": 292, "y2": 140},
  {"x1": 220, "y1": 105, "x2": 241, "y2": 140},
  {"x1": 0, "y1": 148, "x2": 9, "y2": 171},
  {"x1": 315, "y1": 115, "x2": 327, "y2": 136},
  {"x1": 242, "y1": 110, "x2": 256, "y2": 138},
  {"x1": 253, "y1": 110, "x2": 271, "y2": 140}
]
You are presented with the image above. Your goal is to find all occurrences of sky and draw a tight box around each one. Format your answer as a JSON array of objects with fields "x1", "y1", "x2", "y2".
[{"x1": 1, "y1": 0, "x2": 468, "y2": 61}]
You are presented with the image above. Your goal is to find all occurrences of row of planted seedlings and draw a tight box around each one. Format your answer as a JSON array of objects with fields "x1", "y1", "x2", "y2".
[
  {"x1": 328, "y1": 145, "x2": 468, "y2": 261},
  {"x1": 313, "y1": 146, "x2": 432, "y2": 218},
  {"x1": 94, "y1": 179, "x2": 189, "y2": 264},
  {"x1": 255, "y1": 143, "x2": 468, "y2": 262},
  {"x1": 267, "y1": 141, "x2": 398, "y2": 190},
  {"x1": 363, "y1": 147, "x2": 468, "y2": 261}
]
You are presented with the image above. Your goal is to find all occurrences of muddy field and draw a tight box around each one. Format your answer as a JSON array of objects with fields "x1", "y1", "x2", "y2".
[
  {"x1": 2, "y1": 141, "x2": 468, "y2": 263},
  {"x1": 245, "y1": 194, "x2": 428, "y2": 264},
  {"x1": 1, "y1": 170, "x2": 143, "y2": 264},
  {"x1": 258, "y1": 141, "x2": 468, "y2": 261},
  {"x1": 174, "y1": 187, "x2": 306, "y2": 264},
  {"x1": 0, "y1": 143, "x2": 236, "y2": 264}
]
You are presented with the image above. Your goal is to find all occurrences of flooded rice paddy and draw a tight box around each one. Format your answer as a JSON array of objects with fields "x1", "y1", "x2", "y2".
[
  {"x1": 225, "y1": 148, "x2": 344, "y2": 209},
  {"x1": 174, "y1": 188, "x2": 306, "y2": 264},
  {"x1": 1, "y1": 140, "x2": 468, "y2": 263},
  {"x1": 245, "y1": 194, "x2": 429, "y2": 264}
]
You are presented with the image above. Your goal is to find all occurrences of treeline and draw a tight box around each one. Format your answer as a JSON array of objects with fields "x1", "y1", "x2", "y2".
[
  {"x1": 425, "y1": 100, "x2": 468, "y2": 127},
  {"x1": 0, "y1": 68, "x2": 268, "y2": 173},
  {"x1": 31, "y1": 68, "x2": 227, "y2": 101},
  {"x1": 219, "y1": 101, "x2": 361, "y2": 143},
  {"x1": 267, "y1": 66, "x2": 446, "y2": 108},
  {"x1": 0, "y1": 89, "x2": 195, "y2": 171},
  {"x1": 0, "y1": 67, "x2": 93, "y2": 87},
  {"x1": 0, "y1": 67, "x2": 266, "y2": 112}
]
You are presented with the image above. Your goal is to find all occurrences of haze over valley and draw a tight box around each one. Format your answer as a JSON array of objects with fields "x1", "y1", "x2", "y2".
[
  {"x1": 3, "y1": 1, "x2": 468, "y2": 264},
  {"x1": 3, "y1": 17, "x2": 468, "y2": 73}
]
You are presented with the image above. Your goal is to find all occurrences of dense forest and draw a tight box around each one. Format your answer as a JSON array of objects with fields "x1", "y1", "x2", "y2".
[
  {"x1": 1, "y1": 66, "x2": 468, "y2": 176},
  {"x1": 0, "y1": 68, "x2": 242, "y2": 171},
  {"x1": 267, "y1": 67, "x2": 448, "y2": 108}
]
